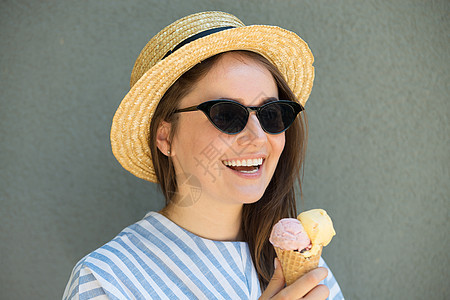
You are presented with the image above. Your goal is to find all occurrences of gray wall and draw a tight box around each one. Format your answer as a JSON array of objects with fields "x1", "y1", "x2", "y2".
[{"x1": 1, "y1": 1, "x2": 448, "y2": 299}]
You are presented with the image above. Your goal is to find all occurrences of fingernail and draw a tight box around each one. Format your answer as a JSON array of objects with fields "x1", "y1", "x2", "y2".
[{"x1": 274, "y1": 258, "x2": 278, "y2": 270}]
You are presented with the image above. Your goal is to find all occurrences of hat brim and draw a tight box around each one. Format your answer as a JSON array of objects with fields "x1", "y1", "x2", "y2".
[{"x1": 111, "y1": 25, "x2": 314, "y2": 182}]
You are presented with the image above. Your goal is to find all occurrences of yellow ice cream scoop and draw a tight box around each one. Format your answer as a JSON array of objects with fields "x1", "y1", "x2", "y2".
[{"x1": 298, "y1": 209, "x2": 336, "y2": 247}]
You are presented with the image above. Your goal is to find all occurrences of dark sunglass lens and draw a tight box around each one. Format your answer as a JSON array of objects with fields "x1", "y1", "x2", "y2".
[
  {"x1": 259, "y1": 102, "x2": 297, "y2": 133},
  {"x1": 209, "y1": 102, "x2": 247, "y2": 134}
]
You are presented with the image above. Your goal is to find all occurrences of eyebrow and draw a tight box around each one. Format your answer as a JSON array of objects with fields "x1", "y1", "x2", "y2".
[{"x1": 218, "y1": 96, "x2": 279, "y2": 106}]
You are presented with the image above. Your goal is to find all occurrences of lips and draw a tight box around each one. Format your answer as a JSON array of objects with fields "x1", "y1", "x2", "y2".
[{"x1": 222, "y1": 158, "x2": 264, "y2": 174}]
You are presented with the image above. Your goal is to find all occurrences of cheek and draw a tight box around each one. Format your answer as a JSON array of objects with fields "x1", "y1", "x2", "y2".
[
  {"x1": 172, "y1": 116, "x2": 228, "y2": 159},
  {"x1": 271, "y1": 133, "x2": 286, "y2": 157}
]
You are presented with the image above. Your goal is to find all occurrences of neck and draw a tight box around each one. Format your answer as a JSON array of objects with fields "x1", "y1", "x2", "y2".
[{"x1": 160, "y1": 197, "x2": 244, "y2": 241}]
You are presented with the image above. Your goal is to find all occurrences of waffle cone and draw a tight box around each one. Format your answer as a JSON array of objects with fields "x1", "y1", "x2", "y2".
[{"x1": 274, "y1": 246, "x2": 322, "y2": 286}]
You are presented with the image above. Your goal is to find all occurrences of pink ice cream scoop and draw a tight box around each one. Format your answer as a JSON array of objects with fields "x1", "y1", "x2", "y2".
[{"x1": 269, "y1": 218, "x2": 311, "y2": 251}]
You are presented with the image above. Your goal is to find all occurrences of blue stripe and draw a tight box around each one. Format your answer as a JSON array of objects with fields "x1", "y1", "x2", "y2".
[
  {"x1": 79, "y1": 287, "x2": 106, "y2": 299},
  {"x1": 88, "y1": 251, "x2": 145, "y2": 298},
  {"x1": 113, "y1": 237, "x2": 166, "y2": 299},
  {"x1": 68, "y1": 287, "x2": 77, "y2": 300},
  {"x1": 196, "y1": 238, "x2": 248, "y2": 298},
  {"x1": 79, "y1": 273, "x2": 96, "y2": 285},
  {"x1": 102, "y1": 244, "x2": 156, "y2": 298},
  {"x1": 66, "y1": 263, "x2": 82, "y2": 300},
  {"x1": 67, "y1": 262, "x2": 82, "y2": 295},
  {"x1": 68, "y1": 280, "x2": 79, "y2": 300},
  {"x1": 320, "y1": 258, "x2": 345, "y2": 300},
  {"x1": 242, "y1": 243, "x2": 255, "y2": 294},
  {"x1": 148, "y1": 217, "x2": 242, "y2": 296},
  {"x1": 63, "y1": 212, "x2": 343, "y2": 299},
  {"x1": 132, "y1": 222, "x2": 216, "y2": 298},
  {"x1": 150, "y1": 213, "x2": 249, "y2": 298},
  {"x1": 123, "y1": 228, "x2": 193, "y2": 298},
  {"x1": 84, "y1": 257, "x2": 131, "y2": 299},
  {"x1": 79, "y1": 286, "x2": 121, "y2": 300},
  {"x1": 154, "y1": 214, "x2": 250, "y2": 298},
  {"x1": 216, "y1": 241, "x2": 248, "y2": 282}
]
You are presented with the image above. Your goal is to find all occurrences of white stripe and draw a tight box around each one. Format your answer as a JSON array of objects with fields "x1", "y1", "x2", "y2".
[
  {"x1": 242, "y1": 245, "x2": 260, "y2": 299},
  {"x1": 84, "y1": 256, "x2": 132, "y2": 298},
  {"x1": 90, "y1": 295, "x2": 108, "y2": 300},
  {"x1": 223, "y1": 242, "x2": 245, "y2": 273},
  {"x1": 318, "y1": 256, "x2": 344, "y2": 299},
  {"x1": 151, "y1": 213, "x2": 252, "y2": 297},
  {"x1": 96, "y1": 246, "x2": 152, "y2": 299},
  {"x1": 65, "y1": 212, "x2": 341, "y2": 299},
  {"x1": 164, "y1": 216, "x2": 249, "y2": 293},
  {"x1": 79, "y1": 275, "x2": 104, "y2": 296},
  {"x1": 202, "y1": 240, "x2": 249, "y2": 297},
  {"x1": 129, "y1": 225, "x2": 210, "y2": 299},
  {"x1": 119, "y1": 229, "x2": 187, "y2": 299},
  {"x1": 108, "y1": 239, "x2": 168, "y2": 298},
  {"x1": 250, "y1": 264, "x2": 259, "y2": 299},
  {"x1": 329, "y1": 281, "x2": 341, "y2": 299},
  {"x1": 139, "y1": 221, "x2": 225, "y2": 298},
  {"x1": 63, "y1": 261, "x2": 82, "y2": 299},
  {"x1": 223, "y1": 241, "x2": 255, "y2": 295},
  {"x1": 326, "y1": 267, "x2": 333, "y2": 281}
]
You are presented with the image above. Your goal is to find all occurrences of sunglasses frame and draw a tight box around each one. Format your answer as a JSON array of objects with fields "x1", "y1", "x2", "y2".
[{"x1": 174, "y1": 99, "x2": 304, "y2": 135}]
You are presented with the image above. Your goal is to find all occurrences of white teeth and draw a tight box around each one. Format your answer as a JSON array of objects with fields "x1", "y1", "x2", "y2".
[
  {"x1": 239, "y1": 168, "x2": 259, "y2": 174},
  {"x1": 222, "y1": 158, "x2": 264, "y2": 167}
]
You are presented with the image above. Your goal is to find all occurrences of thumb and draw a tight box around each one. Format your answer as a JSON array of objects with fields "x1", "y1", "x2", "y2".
[{"x1": 260, "y1": 258, "x2": 285, "y2": 299}]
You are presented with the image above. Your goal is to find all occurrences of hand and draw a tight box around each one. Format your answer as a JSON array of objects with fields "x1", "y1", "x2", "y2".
[{"x1": 259, "y1": 258, "x2": 330, "y2": 300}]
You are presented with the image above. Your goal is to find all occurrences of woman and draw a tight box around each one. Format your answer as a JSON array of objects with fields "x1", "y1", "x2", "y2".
[{"x1": 64, "y1": 11, "x2": 344, "y2": 299}]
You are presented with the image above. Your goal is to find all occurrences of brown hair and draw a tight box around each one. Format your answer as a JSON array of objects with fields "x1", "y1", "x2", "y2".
[{"x1": 149, "y1": 50, "x2": 308, "y2": 290}]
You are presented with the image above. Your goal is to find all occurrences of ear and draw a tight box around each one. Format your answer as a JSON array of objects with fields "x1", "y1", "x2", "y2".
[{"x1": 156, "y1": 121, "x2": 172, "y2": 157}]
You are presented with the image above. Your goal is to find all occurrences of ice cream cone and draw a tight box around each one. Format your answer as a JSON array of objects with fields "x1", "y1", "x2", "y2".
[{"x1": 274, "y1": 246, "x2": 322, "y2": 286}]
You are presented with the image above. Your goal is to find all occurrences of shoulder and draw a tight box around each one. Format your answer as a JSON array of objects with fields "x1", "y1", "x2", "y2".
[
  {"x1": 63, "y1": 212, "x2": 173, "y2": 299},
  {"x1": 63, "y1": 212, "x2": 261, "y2": 299},
  {"x1": 63, "y1": 255, "x2": 108, "y2": 300},
  {"x1": 319, "y1": 257, "x2": 345, "y2": 300}
]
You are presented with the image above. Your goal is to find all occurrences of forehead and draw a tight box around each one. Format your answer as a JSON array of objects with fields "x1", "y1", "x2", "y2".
[{"x1": 181, "y1": 52, "x2": 278, "y2": 107}]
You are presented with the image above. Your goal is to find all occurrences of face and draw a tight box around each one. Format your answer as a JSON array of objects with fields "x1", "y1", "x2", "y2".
[{"x1": 167, "y1": 52, "x2": 285, "y2": 206}]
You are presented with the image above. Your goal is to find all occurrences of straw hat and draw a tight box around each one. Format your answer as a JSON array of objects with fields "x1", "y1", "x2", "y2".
[{"x1": 111, "y1": 11, "x2": 314, "y2": 183}]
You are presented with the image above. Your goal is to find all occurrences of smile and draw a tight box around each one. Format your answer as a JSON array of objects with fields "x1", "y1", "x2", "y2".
[{"x1": 222, "y1": 158, "x2": 264, "y2": 174}]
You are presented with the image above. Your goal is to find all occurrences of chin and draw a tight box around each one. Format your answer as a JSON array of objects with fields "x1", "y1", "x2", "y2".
[{"x1": 237, "y1": 189, "x2": 266, "y2": 204}]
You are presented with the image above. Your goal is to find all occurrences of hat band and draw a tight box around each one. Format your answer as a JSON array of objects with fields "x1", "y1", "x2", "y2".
[{"x1": 162, "y1": 26, "x2": 235, "y2": 59}]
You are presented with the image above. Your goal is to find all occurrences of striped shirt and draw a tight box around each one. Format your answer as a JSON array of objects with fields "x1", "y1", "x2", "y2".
[{"x1": 63, "y1": 212, "x2": 344, "y2": 299}]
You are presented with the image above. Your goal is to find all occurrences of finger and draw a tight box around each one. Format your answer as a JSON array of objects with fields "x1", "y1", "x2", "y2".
[
  {"x1": 260, "y1": 258, "x2": 285, "y2": 299},
  {"x1": 303, "y1": 284, "x2": 330, "y2": 300},
  {"x1": 285, "y1": 267, "x2": 328, "y2": 297}
]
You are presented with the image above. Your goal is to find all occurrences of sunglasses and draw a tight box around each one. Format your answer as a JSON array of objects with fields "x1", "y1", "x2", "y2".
[{"x1": 174, "y1": 99, "x2": 303, "y2": 135}]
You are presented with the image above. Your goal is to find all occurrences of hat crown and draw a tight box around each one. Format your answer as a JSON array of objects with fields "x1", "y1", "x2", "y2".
[{"x1": 130, "y1": 11, "x2": 245, "y2": 88}]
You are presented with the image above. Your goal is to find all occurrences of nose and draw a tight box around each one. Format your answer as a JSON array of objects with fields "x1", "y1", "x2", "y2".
[{"x1": 236, "y1": 113, "x2": 267, "y2": 146}]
